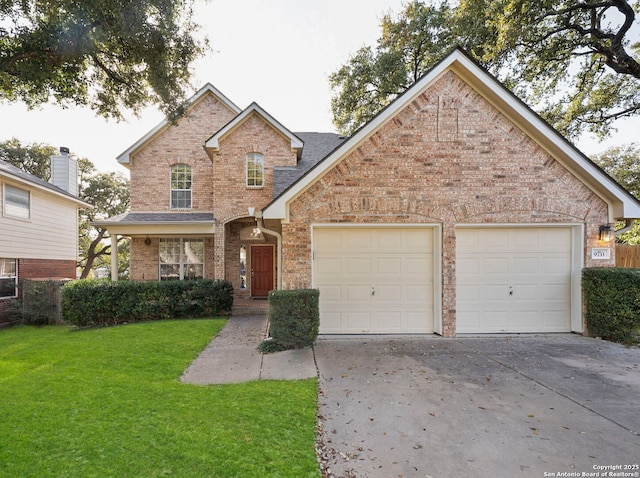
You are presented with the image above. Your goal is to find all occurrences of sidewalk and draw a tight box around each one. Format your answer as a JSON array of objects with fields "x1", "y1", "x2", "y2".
[{"x1": 180, "y1": 312, "x2": 318, "y2": 385}]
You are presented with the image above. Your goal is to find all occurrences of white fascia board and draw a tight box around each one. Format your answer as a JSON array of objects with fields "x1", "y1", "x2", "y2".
[
  {"x1": 205, "y1": 103, "x2": 304, "y2": 152},
  {"x1": 263, "y1": 49, "x2": 640, "y2": 221},
  {"x1": 117, "y1": 84, "x2": 242, "y2": 166},
  {"x1": 262, "y1": 54, "x2": 457, "y2": 220},
  {"x1": 449, "y1": 54, "x2": 640, "y2": 220},
  {"x1": 93, "y1": 222, "x2": 215, "y2": 236}
]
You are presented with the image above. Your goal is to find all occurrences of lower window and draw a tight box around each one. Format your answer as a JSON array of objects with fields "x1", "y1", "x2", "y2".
[
  {"x1": 0, "y1": 258, "x2": 17, "y2": 298},
  {"x1": 159, "y1": 238, "x2": 204, "y2": 281}
]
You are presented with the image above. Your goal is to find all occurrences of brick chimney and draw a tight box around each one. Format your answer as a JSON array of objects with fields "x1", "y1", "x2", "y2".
[{"x1": 49, "y1": 147, "x2": 78, "y2": 196}]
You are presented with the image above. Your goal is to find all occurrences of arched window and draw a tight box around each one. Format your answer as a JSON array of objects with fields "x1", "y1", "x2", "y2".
[
  {"x1": 246, "y1": 152, "x2": 264, "y2": 188},
  {"x1": 170, "y1": 164, "x2": 192, "y2": 209}
]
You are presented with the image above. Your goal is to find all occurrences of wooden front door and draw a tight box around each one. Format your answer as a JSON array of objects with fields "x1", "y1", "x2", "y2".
[{"x1": 251, "y1": 245, "x2": 274, "y2": 297}]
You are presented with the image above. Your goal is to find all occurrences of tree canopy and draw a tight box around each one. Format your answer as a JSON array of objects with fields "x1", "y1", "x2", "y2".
[
  {"x1": 593, "y1": 143, "x2": 640, "y2": 243},
  {"x1": 0, "y1": 0, "x2": 205, "y2": 120},
  {"x1": 330, "y1": 0, "x2": 640, "y2": 138}
]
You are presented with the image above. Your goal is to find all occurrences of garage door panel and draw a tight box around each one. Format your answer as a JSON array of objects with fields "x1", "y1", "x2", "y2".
[
  {"x1": 376, "y1": 311, "x2": 402, "y2": 330},
  {"x1": 375, "y1": 284, "x2": 403, "y2": 301},
  {"x1": 347, "y1": 257, "x2": 371, "y2": 274},
  {"x1": 482, "y1": 257, "x2": 509, "y2": 274},
  {"x1": 457, "y1": 227, "x2": 572, "y2": 333},
  {"x1": 315, "y1": 227, "x2": 434, "y2": 334},
  {"x1": 345, "y1": 231, "x2": 372, "y2": 249},
  {"x1": 321, "y1": 285, "x2": 342, "y2": 301},
  {"x1": 406, "y1": 257, "x2": 432, "y2": 275},
  {"x1": 481, "y1": 284, "x2": 506, "y2": 300},
  {"x1": 375, "y1": 257, "x2": 402, "y2": 275},
  {"x1": 346, "y1": 285, "x2": 371, "y2": 301},
  {"x1": 345, "y1": 312, "x2": 372, "y2": 330},
  {"x1": 315, "y1": 256, "x2": 341, "y2": 275}
]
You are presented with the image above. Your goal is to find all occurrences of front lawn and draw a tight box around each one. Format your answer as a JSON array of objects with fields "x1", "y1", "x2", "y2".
[{"x1": 0, "y1": 320, "x2": 319, "y2": 477}]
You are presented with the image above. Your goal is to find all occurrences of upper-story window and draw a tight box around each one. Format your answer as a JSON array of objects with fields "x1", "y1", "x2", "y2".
[
  {"x1": 170, "y1": 164, "x2": 192, "y2": 209},
  {"x1": 3, "y1": 184, "x2": 30, "y2": 219},
  {"x1": 246, "y1": 152, "x2": 264, "y2": 188}
]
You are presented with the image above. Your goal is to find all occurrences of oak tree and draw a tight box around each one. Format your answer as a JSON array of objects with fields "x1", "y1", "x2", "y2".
[
  {"x1": 330, "y1": 1, "x2": 640, "y2": 138},
  {"x1": 0, "y1": 0, "x2": 205, "y2": 119}
]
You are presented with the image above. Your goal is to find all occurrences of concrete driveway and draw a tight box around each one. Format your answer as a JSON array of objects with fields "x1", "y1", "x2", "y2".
[{"x1": 315, "y1": 334, "x2": 640, "y2": 478}]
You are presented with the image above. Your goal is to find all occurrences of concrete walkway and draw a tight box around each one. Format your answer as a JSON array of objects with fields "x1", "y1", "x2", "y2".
[{"x1": 180, "y1": 312, "x2": 318, "y2": 384}]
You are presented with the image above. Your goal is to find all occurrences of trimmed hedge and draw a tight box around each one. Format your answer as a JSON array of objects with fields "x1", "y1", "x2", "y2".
[
  {"x1": 261, "y1": 289, "x2": 319, "y2": 351},
  {"x1": 582, "y1": 267, "x2": 640, "y2": 344},
  {"x1": 62, "y1": 279, "x2": 233, "y2": 326}
]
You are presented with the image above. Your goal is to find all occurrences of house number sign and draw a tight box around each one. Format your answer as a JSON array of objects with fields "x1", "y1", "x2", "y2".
[{"x1": 591, "y1": 248, "x2": 611, "y2": 260}]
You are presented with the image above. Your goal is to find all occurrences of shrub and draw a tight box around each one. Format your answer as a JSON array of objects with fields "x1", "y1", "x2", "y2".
[
  {"x1": 262, "y1": 289, "x2": 319, "y2": 351},
  {"x1": 62, "y1": 279, "x2": 233, "y2": 327},
  {"x1": 582, "y1": 267, "x2": 640, "y2": 344}
]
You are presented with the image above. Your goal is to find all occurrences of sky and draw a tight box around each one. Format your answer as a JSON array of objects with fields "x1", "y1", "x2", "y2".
[{"x1": 0, "y1": 0, "x2": 636, "y2": 174}]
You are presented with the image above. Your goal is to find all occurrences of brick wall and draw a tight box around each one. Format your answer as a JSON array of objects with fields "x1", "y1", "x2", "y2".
[
  {"x1": 129, "y1": 94, "x2": 237, "y2": 212},
  {"x1": 211, "y1": 113, "x2": 298, "y2": 223},
  {"x1": 282, "y1": 71, "x2": 612, "y2": 336},
  {"x1": 126, "y1": 95, "x2": 297, "y2": 284},
  {"x1": 130, "y1": 236, "x2": 215, "y2": 281},
  {"x1": 18, "y1": 258, "x2": 77, "y2": 280},
  {"x1": 0, "y1": 258, "x2": 76, "y2": 323}
]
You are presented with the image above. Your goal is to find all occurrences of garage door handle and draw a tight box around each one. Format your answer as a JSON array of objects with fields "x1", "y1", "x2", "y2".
[
  {"x1": 371, "y1": 286, "x2": 375, "y2": 296},
  {"x1": 509, "y1": 286, "x2": 513, "y2": 296}
]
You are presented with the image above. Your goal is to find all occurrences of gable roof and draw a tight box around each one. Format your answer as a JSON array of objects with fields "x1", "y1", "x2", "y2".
[
  {"x1": 0, "y1": 159, "x2": 90, "y2": 207},
  {"x1": 204, "y1": 102, "x2": 304, "y2": 160},
  {"x1": 273, "y1": 132, "x2": 346, "y2": 199},
  {"x1": 117, "y1": 83, "x2": 242, "y2": 166},
  {"x1": 262, "y1": 47, "x2": 640, "y2": 222}
]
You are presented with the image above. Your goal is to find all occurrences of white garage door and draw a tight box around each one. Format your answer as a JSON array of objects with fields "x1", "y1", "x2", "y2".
[
  {"x1": 456, "y1": 227, "x2": 573, "y2": 333},
  {"x1": 314, "y1": 227, "x2": 434, "y2": 334}
]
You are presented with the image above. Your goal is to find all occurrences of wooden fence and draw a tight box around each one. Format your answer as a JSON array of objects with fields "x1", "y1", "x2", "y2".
[
  {"x1": 615, "y1": 244, "x2": 640, "y2": 268},
  {"x1": 22, "y1": 279, "x2": 70, "y2": 325}
]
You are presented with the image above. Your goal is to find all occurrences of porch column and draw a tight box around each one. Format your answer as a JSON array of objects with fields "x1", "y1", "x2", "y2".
[
  {"x1": 213, "y1": 222, "x2": 225, "y2": 281},
  {"x1": 110, "y1": 233, "x2": 119, "y2": 282}
]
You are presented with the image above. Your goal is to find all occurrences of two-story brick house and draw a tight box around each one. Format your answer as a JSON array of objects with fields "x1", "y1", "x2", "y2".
[{"x1": 98, "y1": 48, "x2": 640, "y2": 337}]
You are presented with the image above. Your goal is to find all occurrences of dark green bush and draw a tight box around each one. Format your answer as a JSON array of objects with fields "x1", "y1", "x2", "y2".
[
  {"x1": 582, "y1": 267, "x2": 640, "y2": 344},
  {"x1": 264, "y1": 289, "x2": 319, "y2": 351},
  {"x1": 62, "y1": 279, "x2": 233, "y2": 327}
]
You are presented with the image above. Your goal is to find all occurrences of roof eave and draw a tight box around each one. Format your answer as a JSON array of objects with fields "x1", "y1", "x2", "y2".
[
  {"x1": 263, "y1": 47, "x2": 640, "y2": 222},
  {"x1": 204, "y1": 103, "x2": 304, "y2": 161},
  {"x1": 117, "y1": 83, "x2": 242, "y2": 166},
  {"x1": 1, "y1": 171, "x2": 93, "y2": 208}
]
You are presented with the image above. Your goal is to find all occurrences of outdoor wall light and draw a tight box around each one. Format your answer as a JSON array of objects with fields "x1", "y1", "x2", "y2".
[
  {"x1": 144, "y1": 236, "x2": 151, "y2": 246},
  {"x1": 599, "y1": 225, "x2": 613, "y2": 242}
]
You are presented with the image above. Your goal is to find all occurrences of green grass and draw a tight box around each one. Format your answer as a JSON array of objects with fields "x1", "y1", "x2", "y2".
[{"x1": 0, "y1": 320, "x2": 320, "y2": 478}]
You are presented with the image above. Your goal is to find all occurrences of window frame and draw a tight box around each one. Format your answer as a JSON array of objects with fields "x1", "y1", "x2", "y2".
[
  {"x1": 3, "y1": 184, "x2": 30, "y2": 219},
  {"x1": 0, "y1": 258, "x2": 18, "y2": 299},
  {"x1": 158, "y1": 238, "x2": 204, "y2": 281},
  {"x1": 170, "y1": 164, "x2": 193, "y2": 210},
  {"x1": 246, "y1": 152, "x2": 264, "y2": 188}
]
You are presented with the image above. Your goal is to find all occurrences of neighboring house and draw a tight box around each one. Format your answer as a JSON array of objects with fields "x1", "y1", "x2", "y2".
[
  {"x1": 0, "y1": 149, "x2": 89, "y2": 322},
  {"x1": 97, "y1": 48, "x2": 640, "y2": 337}
]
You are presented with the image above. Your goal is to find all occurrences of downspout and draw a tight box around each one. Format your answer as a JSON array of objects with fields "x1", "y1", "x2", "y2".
[
  {"x1": 615, "y1": 218, "x2": 635, "y2": 237},
  {"x1": 252, "y1": 209, "x2": 282, "y2": 290}
]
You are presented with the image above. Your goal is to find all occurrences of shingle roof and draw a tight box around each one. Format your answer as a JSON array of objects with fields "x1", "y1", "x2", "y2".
[
  {"x1": 0, "y1": 158, "x2": 87, "y2": 205},
  {"x1": 272, "y1": 132, "x2": 346, "y2": 198},
  {"x1": 97, "y1": 212, "x2": 215, "y2": 225}
]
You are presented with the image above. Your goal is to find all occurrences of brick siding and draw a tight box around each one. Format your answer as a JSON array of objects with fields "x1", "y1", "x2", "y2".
[
  {"x1": 0, "y1": 258, "x2": 75, "y2": 323},
  {"x1": 281, "y1": 71, "x2": 612, "y2": 336}
]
